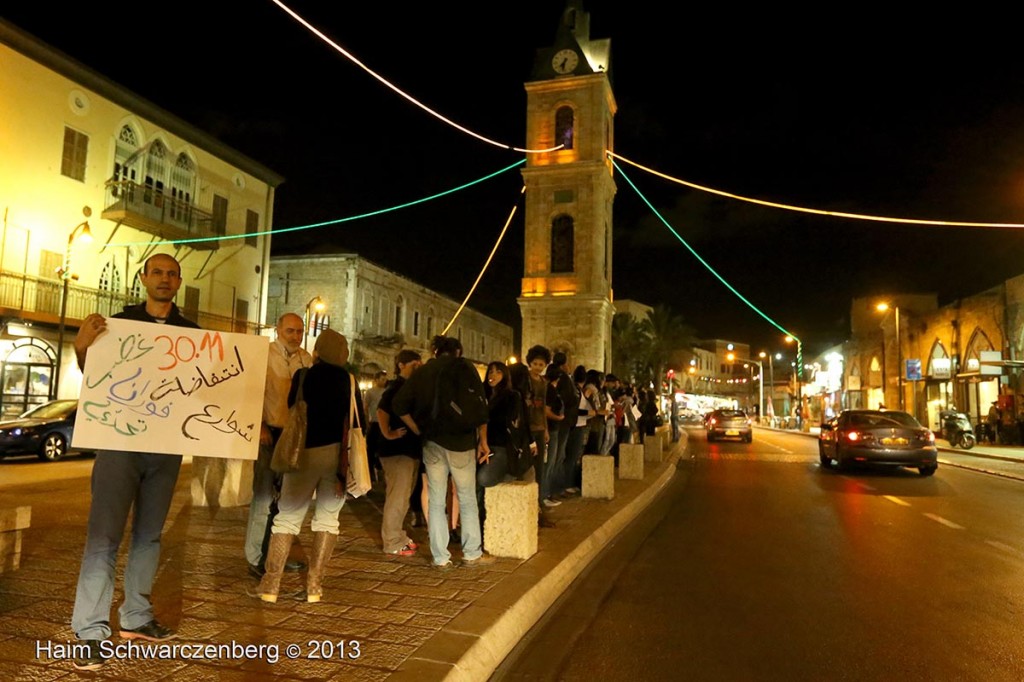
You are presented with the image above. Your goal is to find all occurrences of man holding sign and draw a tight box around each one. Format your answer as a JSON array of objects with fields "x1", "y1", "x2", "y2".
[{"x1": 70, "y1": 253, "x2": 198, "y2": 671}]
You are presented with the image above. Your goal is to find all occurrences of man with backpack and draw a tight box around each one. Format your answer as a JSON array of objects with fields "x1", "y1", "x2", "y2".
[{"x1": 393, "y1": 336, "x2": 495, "y2": 569}]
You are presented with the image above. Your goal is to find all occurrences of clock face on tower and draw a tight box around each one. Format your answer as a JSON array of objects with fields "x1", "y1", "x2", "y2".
[{"x1": 551, "y1": 49, "x2": 579, "y2": 75}]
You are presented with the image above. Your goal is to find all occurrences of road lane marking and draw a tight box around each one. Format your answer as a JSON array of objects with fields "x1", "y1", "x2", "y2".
[
  {"x1": 923, "y1": 513, "x2": 964, "y2": 530},
  {"x1": 986, "y1": 540, "x2": 1024, "y2": 557},
  {"x1": 883, "y1": 495, "x2": 911, "y2": 507}
]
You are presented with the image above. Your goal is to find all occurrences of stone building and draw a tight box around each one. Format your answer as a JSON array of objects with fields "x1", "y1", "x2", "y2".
[
  {"x1": 0, "y1": 21, "x2": 282, "y2": 419},
  {"x1": 268, "y1": 254, "x2": 513, "y2": 378},
  {"x1": 518, "y1": 4, "x2": 616, "y2": 372}
]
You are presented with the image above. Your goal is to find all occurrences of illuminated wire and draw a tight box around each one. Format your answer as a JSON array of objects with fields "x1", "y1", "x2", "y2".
[
  {"x1": 270, "y1": 0, "x2": 562, "y2": 155},
  {"x1": 608, "y1": 151, "x2": 1024, "y2": 229},
  {"x1": 107, "y1": 160, "x2": 526, "y2": 247},
  {"x1": 442, "y1": 187, "x2": 525, "y2": 335},
  {"x1": 613, "y1": 160, "x2": 798, "y2": 343}
]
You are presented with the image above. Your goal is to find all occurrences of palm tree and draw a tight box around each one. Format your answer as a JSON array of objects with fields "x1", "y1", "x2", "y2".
[
  {"x1": 611, "y1": 313, "x2": 650, "y2": 382},
  {"x1": 642, "y1": 304, "x2": 696, "y2": 395}
]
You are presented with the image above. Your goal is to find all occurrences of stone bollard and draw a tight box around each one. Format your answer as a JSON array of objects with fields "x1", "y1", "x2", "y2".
[
  {"x1": 0, "y1": 506, "x2": 31, "y2": 574},
  {"x1": 582, "y1": 455, "x2": 615, "y2": 500},
  {"x1": 644, "y1": 435, "x2": 663, "y2": 464},
  {"x1": 484, "y1": 481, "x2": 538, "y2": 560},
  {"x1": 618, "y1": 443, "x2": 644, "y2": 480}
]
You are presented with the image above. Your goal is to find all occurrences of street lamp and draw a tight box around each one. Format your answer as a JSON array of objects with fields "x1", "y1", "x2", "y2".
[
  {"x1": 303, "y1": 296, "x2": 326, "y2": 350},
  {"x1": 54, "y1": 207, "x2": 94, "y2": 398},
  {"x1": 760, "y1": 351, "x2": 783, "y2": 423},
  {"x1": 876, "y1": 302, "x2": 903, "y2": 410},
  {"x1": 727, "y1": 352, "x2": 763, "y2": 423}
]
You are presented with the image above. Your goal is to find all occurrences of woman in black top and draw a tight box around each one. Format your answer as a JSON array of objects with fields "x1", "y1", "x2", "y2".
[
  {"x1": 258, "y1": 329, "x2": 363, "y2": 604},
  {"x1": 377, "y1": 350, "x2": 422, "y2": 556}
]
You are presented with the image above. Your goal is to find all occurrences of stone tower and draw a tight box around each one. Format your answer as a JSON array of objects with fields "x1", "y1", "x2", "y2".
[{"x1": 518, "y1": 2, "x2": 616, "y2": 371}]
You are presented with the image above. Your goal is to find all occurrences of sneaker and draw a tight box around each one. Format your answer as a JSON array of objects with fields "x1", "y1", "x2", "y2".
[
  {"x1": 434, "y1": 560, "x2": 455, "y2": 572},
  {"x1": 405, "y1": 541, "x2": 419, "y2": 551},
  {"x1": 387, "y1": 544, "x2": 417, "y2": 557},
  {"x1": 119, "y1": 620, "x2": 177, "y2": 642},
  {"x1": 463, "y1": 553, "x2": 497, "y2": 567},
  {"x1": 72, "y1": 640, "x2": 107, "y2": 671},
  {"x1": 564, "y1": 487, "x2": 580, "y2": 494},
  {"x1": 542, "y1": 497, "x2": 562, "y2": 508}
]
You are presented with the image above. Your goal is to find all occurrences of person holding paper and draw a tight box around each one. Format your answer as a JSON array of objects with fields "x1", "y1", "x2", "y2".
[{"x1": 70, "y1": 253, "x2": 199, "y2": 672}]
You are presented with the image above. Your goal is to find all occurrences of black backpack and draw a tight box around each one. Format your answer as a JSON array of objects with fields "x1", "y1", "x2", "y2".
[{"x1": 431, "y1": 357, "x2": 489, "y2": 433}]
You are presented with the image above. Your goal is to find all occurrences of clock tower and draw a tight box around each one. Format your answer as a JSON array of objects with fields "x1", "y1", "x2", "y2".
[{"x1": 518, "y1": 2, "x2": 616, "y2": 371}]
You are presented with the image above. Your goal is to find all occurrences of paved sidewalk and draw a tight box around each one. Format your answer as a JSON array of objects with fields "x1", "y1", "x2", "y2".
[{"x1": 0, "y1": 436, "x2": 685, "y2": 681}]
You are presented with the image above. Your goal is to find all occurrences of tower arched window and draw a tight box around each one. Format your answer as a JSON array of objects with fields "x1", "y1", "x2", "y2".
[
  {"x1": 130, "y1": 268, "x2": 144, "y2": 302},
  {"x1": 551, "y1": 215, "x2": 575, "y2": 273},
  {"x1": 555, "y1": 106, "x2": 574, "y2": 150}
]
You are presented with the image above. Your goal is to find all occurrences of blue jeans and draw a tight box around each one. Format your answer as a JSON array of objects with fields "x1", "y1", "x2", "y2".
[
  {"x1": 476, "y1": 446, "x2": 509, "y2": 519},
  {"x1": 244, "y1": 440, "x2": 276, "y2": 566},
  {"x1": 423, "y1": 440, "x2": 482, "y2": 565},
  {"x1": 72, "y1": 451, "x2": 182, "y2": 640},
  {"x1": 564, "y1": 426, "x2": 586, "y2": 489},
  {"x1": 545, "y1": 425, "x2": 570, "y2": 495}
]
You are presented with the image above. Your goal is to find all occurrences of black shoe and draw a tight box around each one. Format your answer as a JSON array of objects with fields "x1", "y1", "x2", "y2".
[
  {"x1": 72, "y1": 640, "x2": 107, "y2": 671},
  {"x1": 119, "y1": 620, "x2": 177, "y2": 642},
  {"x1": 284, "y1": 559, "x2": 306, "y2": 573},
  {"x1": 449, "y1": 528, "x2": 461, "y2": 545},
  {"x1": 248, "y1": 563, "x2": 265, "y2": 578}
]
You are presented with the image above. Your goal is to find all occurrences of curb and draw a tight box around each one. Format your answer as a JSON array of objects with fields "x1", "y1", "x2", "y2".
[{"x1": 391, "y1": 435, "x2": 687, "y2": 681}]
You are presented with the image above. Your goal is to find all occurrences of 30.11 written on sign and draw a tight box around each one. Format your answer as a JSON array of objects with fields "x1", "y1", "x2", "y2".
[{"x1": 72, "y1": 319, "x2": 269, "y2": 460}]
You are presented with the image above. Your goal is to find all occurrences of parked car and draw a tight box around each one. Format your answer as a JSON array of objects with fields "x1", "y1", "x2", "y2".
[
  {"x1": 0, "y1": 400, "x2": 81, "y2": 462},
  {"x1": 819, "y1": 409, "x2": 937, "y2": 476},
  {"x1": 705, "y1": 409, "x2": 753, "y2": 443}
]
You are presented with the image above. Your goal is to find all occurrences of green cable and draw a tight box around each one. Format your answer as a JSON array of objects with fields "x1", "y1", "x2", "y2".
[{"x1": 106, "y1": 159, "x2": 527, "y2": 247}]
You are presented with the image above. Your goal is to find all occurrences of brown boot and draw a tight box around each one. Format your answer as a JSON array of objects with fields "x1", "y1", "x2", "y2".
[
  {"x1": 257, "y1": 533, "x2": 294, "y2": 603},
  {"x1": 305, "y1": 531, "x2": 338, "y2": 603}
]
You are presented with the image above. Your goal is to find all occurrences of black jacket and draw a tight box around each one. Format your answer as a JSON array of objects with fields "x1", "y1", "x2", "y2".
[{"x1": 114, "y1": 302, "x2": 199, "y2": 329}]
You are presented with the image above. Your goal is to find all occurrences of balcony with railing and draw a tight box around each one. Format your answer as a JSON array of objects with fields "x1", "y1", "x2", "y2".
[
  {"x1": 0, "y1": 270, "x2": 263, "y2": 335},
  {"x1": 102, "y1": 180, "x2": 221, "y2": 250}
]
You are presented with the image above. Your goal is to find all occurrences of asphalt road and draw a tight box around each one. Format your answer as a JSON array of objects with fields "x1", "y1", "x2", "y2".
[{"x1": 496, "y1": 427, "x2": 1024, "y2": 681}]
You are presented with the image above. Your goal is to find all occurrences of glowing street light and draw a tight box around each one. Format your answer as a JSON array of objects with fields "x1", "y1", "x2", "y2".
[{"x1": 876, "y1": 302, "x2": 903, "y2": 410}]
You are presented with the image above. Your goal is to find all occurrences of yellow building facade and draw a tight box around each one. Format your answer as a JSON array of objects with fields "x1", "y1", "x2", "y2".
[{"x1": 0, "y1": 21, "x2": 283, "y2": 418}]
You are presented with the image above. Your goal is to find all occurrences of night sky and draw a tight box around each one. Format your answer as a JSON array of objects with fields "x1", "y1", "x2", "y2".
[{"x1": 6, "y1": 3, "x2": 1024, "y2": 357}]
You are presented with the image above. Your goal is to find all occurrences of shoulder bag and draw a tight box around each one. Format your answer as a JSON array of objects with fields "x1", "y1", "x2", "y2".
[
  {"x1": 346, "y1": 376, "x2": 372, "y2": 498},
  {"x1": 271, "y1": 368, "x2": 309, "y2": 474}
]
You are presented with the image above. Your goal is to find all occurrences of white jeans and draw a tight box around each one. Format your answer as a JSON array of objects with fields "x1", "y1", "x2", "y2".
[{"x1": 272, "y1": 443, "x2": 345, "y2": 535}]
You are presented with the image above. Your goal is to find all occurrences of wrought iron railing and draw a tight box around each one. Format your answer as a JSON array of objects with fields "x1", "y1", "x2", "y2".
[
  {"x1": 102, "y1": 179, "x2": 218, "y2": 238},
  {"x1": 0, "y1": 270, "x2": 264, "y2": 334}
]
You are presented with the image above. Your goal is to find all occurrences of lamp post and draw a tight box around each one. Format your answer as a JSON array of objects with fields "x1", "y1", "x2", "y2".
[
  {"x1": 728, "y1": 352, "x2": 763, "y2": 423},
  {"x1": 760, "y1": 351, "x2": 781, "y2": 423},
  {"x1": 876, "y1": 302, "x2": 903, "y2": 410},
  {"x1": 54, "y1": 207, "x2": 94, "y2": 398},
  {"x1": 303, "y1": 296, "x2": 326, "y2": 350},
  {"x1": 785, "y1": 335, "x2": 804, "y2": 423}
]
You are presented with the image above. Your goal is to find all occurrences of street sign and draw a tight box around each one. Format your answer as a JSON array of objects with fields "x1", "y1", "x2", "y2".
[{"x1": 905, "y1": 359, "x2": 922, "y2": 381}]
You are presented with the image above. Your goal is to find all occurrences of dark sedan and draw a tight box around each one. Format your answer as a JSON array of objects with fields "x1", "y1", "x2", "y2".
[
  {"x1": 706, "y1": 409, "x2": 753, "y2": 443},
  {"x1": 819, "y1": 409, "x2": 937, "y2": 476},
  {"x1": 0, "y1": 400, "x2": 81, "y2": 462}
]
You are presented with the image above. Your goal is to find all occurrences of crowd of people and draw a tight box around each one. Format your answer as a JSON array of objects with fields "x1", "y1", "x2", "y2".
[{"x1": 66, "y1": 271, "x2": 664, "y2": 670}]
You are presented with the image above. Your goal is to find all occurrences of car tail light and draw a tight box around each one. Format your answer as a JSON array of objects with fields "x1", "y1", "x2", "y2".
[
  {"x1": 923, "y1": 430, "x2": 935, "y2": 443},
  {"x1": 709, "y1": 418, "x2": 717, "y2": 426},
  {"x1": 845, "y1": 430, "x2": 861, "y2": 442}
]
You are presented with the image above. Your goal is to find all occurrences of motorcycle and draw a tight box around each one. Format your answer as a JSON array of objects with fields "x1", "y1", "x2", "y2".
[{"x1": 939, "y1": 410, "x2": 976, "y2": 449}]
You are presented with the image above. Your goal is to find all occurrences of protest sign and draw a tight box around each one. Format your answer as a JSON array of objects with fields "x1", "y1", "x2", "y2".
[{"x1": 72, "y1": 318, "x2": 269, "y2": 460}]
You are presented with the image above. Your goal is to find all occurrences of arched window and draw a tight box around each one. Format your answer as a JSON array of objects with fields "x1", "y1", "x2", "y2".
[
  {"x1": 98, "y1": 259, "x2": 122, "y2": 316},
  {"x1": 130, "y1": 268, "x2": 144, "y2": 302},
  {"x1": 112, "y1": 124, "x2": 139, "y2": 201},
  {"x1": 394, "y1": 295, "x2": 404, "y2": 334},
  {"x1": 927, "y1": 340, "x2": 950, "y2": 378},
  {"x1": 1, "y1": 337, "x2": 56, "y2": 415},
  {"x1": 965, "y1": 328, "x2": 995, "y2": 371},
  {"x1": 169, "y1": 153, "x2": 195, "y2": 225},
  {"x1": 555, "y1": 106, "x2": 574, "y2": 150},
  {"x1": 551, "y1": 215, "x2": 574, "y2": 273},
  {"x1": 144, "y1": 140, "x2": 167, "y2": 207}
]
